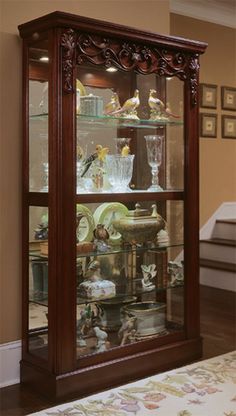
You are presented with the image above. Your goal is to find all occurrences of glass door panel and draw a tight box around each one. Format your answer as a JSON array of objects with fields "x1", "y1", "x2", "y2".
[
  {"x1": 29, "y1": 42, "x2": 49, "y2": 192},
  {"x1": 28, "y1": 206, "x2": 48, "y2": 358}
]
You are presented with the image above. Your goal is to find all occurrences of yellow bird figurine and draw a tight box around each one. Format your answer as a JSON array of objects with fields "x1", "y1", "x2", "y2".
[
  {"x1": 112, "y1": 89, "x2": 140, "y2": 119},
  {"x1": 104, "y1": 92, "x2": 121, "y2": 115},
  {"x1": 80, "y1": 144, "x2": 109, "y2": 177},
  {"x1": 121, "y1": 145, "x2": 130, "y2": 156},
  {"x1": 148, "y1": 89, "x2": 180, "y2": 120}
]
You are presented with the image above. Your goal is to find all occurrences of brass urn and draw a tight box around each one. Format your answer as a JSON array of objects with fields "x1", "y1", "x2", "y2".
[{"x1": 112, "y1": 203, "x2": 165, "y2": 244}]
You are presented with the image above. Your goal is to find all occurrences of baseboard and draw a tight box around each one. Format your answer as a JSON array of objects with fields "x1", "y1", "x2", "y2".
[{"x1": 0, "y1": 340, "x2": 21, "y2": 387}]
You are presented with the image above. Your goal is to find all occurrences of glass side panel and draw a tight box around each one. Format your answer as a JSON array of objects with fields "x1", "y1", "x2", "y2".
[
  {"x1": 28, "y1": 206, "x2": 48, "y2": 359},
  {"x1": 29, "y1": 41, "x2": 49, "y2": 192},
  {"x1": 75, "y1": 200, "x2": 184, "y2": 359},
  {"x1": 76, "y1": 64, "x2": 184, "y2": 194}
]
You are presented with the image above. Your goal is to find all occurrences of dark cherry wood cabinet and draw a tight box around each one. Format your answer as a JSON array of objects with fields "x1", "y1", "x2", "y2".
[{"x1": 18, "y1": 11, "x2": 207, "y2": 399}]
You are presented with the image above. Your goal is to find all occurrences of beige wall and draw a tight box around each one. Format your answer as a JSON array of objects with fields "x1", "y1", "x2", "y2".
[
  {"x1": 170, "y1": 14, "x2": 236, "y2": 227},
  {"x1": 0, "y1": 1, "x2": 170, "y2": 343}
]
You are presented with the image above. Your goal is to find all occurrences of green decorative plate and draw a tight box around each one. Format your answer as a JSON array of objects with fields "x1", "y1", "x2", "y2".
[{"x1": 76, "y1": 204, "x2": 95, "y2": 242}]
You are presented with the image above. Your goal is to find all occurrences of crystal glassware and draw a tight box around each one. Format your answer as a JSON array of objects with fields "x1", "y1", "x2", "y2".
[
  {"x1": 144, "y1": 135, "x2": 163, "y2": 191},
  {"x1": 106, "y1": 154, "x2": 134, "y2": 192},
  {"x1": 41, "y1": 162, "x2": 49, "y2": 192}
]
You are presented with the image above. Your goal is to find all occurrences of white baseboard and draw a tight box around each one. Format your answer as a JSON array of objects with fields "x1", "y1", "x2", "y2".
[{"x1": 0, "y1": 340, "x2": 21, "y2": 387}]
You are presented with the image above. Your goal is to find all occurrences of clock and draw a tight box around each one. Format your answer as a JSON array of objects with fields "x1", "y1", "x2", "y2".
[
  {"x1": 76, "y1": 204, "x2": 95, "y2": 243},
  {"x1": 93, "y1": 202, "x2": 129, "y2": 244}
]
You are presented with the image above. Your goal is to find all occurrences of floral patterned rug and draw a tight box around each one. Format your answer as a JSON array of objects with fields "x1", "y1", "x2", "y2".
[{"x1": 28, "y1": 351, "x2": 236, "y2": 416}]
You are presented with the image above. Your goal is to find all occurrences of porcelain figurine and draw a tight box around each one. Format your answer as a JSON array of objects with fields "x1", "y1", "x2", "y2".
[
  {"x1": 167, "y1": 261, "x2": 184, "y2": 286},
  {"x1": 76, "y1": 305, "x2": 93, "y2": 347},
  {"x1": 141, "y1": 263, "x2": 156, "y2": 291},
  {"x1": 93, "y1": 224, "x2": 110, "y2": 252},
  {"x1": 93, "y1": 326, "x2": 108, "y2": 352},
  {"x1": 118, "y1": 316, "x2": 137, "y2": 346},
  {"x1": 112, "y1": 89, "x2": 140, "y2": 119},
  {"x1": 78, "y1": 259, "x2": 116, "y2": 300}
]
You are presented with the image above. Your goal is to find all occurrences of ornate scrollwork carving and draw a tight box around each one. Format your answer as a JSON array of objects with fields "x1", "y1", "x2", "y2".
[
  {"x1": 188, "y1": 54, "x2": 200, "y2": 106},
  {"x1": 76, "y1": 34, "x2": 189, "y2": 80},
  {"x1": 60, "y1": 30, "x2": 199, "y2": 105},
  {"x1": 61, "y1": 29, "x2": 76, "y2": 93}
]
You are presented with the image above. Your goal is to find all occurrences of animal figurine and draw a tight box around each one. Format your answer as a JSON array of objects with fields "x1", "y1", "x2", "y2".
[
  {"x1": 80, "y1": 144, "x2": 109, "y2": 177},
  {"x1": 85, "y1": 260, "x2": 102, "y2": 282},
  {"x1": 118, "y1": 316, "x2": 137, "y2": 346},
  {"x1": 93, "y1": 326, "x2": 108, "y2": 352},
  {"x1": 104, "y1": 92, "x2": 121, "y2": 115},
  {"x1": 141, "y1": 264, "x2": 157, "y2": 291},
  {"x1": 112, "y1": 89, "x2": 140, "y2": 119},
  {"x1": 148, "y1": 89, "x2": 180, "y2": 120},
  {"x1": 121, "y1": 144, "x2": 130, "y2": 156},
  {"x1": 93, "y1": 224, "x2": 110, "y2": 252}
]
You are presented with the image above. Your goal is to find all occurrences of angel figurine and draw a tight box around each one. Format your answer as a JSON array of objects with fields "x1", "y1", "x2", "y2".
[{"x1": 141, "y1": 264, "x2": 157, "y2": 291}]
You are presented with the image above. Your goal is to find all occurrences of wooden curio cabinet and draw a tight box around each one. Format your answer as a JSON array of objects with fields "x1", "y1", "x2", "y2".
[{"x1": 18, "y1": 12, "x2": 207, "y2": 398}]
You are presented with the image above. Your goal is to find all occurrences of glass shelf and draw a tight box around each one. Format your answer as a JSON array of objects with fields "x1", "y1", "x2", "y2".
[
  {"x1": 29, "y1": 240, "x2": 183, "y2": 260},
  {"x1": 29, "y1": 283, "x2": 184, "y2": 307},
  {"x1": 30, "y1": 113, "x2": 183, "y2": 129}
]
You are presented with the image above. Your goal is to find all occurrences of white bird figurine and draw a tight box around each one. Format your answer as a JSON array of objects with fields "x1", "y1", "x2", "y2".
[
  {"x1": 104, "y1": 92, "x2": 121, "y2": 115},
  {"x1": 148, "y1": 89, "x2": 180, "y2": 120},
  {"x1": 112, "y1": 89, "x2": 140, "y2": 119},
  {"x1": 93, "y1": 326, "x2": 108, "y2": 352}
]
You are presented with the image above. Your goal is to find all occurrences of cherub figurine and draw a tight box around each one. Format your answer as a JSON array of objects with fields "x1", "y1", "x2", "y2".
[
  {"x1": 118, "y1": 316, "x2": 137, "y2": 346},
  {"x1": 141, "y1": 264, "x2": 157, "y2": 291},
  {"x1": 93, "y1": 224, "x2": 110, "y2": 252}
]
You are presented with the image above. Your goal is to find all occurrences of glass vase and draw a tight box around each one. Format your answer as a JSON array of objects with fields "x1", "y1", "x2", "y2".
[
  {"x1": 144, "y1": 135, "x2": 163, "y2": 191},
  {"x1": 106, "y1": 154, "x2": 134, "y2": 192}
]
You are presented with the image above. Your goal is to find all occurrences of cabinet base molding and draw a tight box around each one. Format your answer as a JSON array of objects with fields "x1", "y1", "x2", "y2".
[{"x1": 21, "y1": 337, "x2": 202, "y2": 399}]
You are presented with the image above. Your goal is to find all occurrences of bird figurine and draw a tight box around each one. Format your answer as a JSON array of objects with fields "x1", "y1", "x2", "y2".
[
  {"x1": 93, "y1": 224, "x2": 110, "y2": 252},
  {"x1": 112, "y1": 89, "x2": 140, "y2": 119},
  {"x1": 118, "y1": 316, "x2": 136, "y2": 346},
  {"x1": 80, "y1": 144, "x2": 109, "y2": 177},
  {"x1": 141, "y1": 264, "x2": 157, "y2": 291},
  {"x1": 148, "y1": 89, "x2": 180, "y2": 120},
  {"x1": 104, "y1": 92, "x2": 121, "y2": 116},
  {"x1": 93, "y1": 326, "x2": 108, "y2": 352},
  {"x1": 121, "y1": 144, "x2": 130, "y2": 156}
]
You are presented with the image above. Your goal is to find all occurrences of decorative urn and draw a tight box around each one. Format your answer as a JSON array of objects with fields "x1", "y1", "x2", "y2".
[{"x1": 112, "y1": 203, "x2": 165, "y2": 244}]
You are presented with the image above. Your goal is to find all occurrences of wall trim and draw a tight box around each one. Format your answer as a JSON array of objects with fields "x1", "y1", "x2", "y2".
[
  {"x1": 170, "y1": 0, "x2": 236, "y2": 29},
  {"x1": 0, "y1": 340, "x2": 21, "y2": 387}
]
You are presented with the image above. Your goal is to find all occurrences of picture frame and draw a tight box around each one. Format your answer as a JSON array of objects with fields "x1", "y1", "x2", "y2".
[
  {"x1": 221, "y1": 86, "x2": 236, "y2": 111},
  {"x1": 222, "y1": 115, "x2": 236, "y2": 139},
  {"x1": 200, "y1": 83, "x2": 217, "y2": 109},
  {"x1": 200, "y1": 113, "x2": 217, "y2": 138}
]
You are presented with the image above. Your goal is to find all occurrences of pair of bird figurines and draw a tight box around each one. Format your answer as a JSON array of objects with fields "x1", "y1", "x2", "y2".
[{"x1": 104, "y1": 89, "x2": 179, "y2": 121}]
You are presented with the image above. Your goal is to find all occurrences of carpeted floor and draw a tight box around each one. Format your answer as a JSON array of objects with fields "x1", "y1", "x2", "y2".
[{"x1": 28, "y1": 350, "x2": 236, "y2": 416}]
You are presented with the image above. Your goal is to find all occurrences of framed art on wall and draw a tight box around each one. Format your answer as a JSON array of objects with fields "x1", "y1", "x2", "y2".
[
  {"x1": 200, "y1": 113, "x2": 217, "y2": 138},
  {"x1": 200, "y1": 83, "x2": 217, "y2": 109},
  {"x1": 221, "y1": 86, "x2": 236, "y2": 111},
  {"x1": 222, "y1": 115, "x2": 236, "y2": 139}
]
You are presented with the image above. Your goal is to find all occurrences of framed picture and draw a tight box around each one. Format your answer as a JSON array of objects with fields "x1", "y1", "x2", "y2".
[
  {"x1": 200, "y1": 113, "x2": 217, "y2": 138},
  {"x1": 222, "y1": 115, "x2": 236, "y2": 139},
  {"x1": 221, "y1": 86, "x2": 236, "y2": 111},
  {"x1": 200, "y1": 83, "x2": 217, "y2": 109}
]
